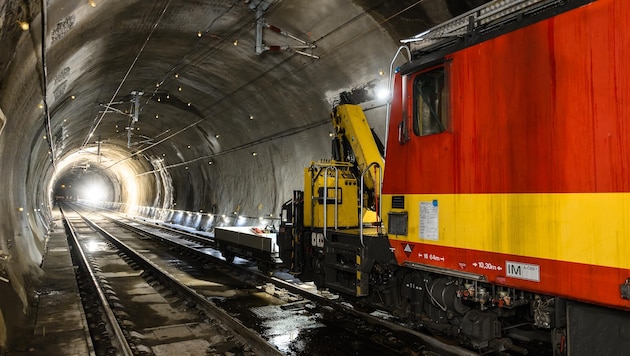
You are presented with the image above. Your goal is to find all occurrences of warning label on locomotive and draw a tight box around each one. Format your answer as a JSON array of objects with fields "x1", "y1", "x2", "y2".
[
  {"x1": 419, "y1": 201, "x2": 438, "y2": 240},
  {"x1": 506, "y1": 261, "x2": 540, "y2": 282}
]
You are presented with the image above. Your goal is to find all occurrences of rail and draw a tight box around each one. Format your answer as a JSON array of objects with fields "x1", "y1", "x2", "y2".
[
  {"x1": 66, "y1": 206, "x2": 284, "y2": 356},
  {"x1": 60, "y1": 207, "x2": 134, "y2": 356}
]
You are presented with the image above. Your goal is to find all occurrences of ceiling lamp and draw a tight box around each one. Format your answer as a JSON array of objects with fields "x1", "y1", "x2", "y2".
[{"x1": 16, "y1": 20, "x2": 29, "y2": 31}]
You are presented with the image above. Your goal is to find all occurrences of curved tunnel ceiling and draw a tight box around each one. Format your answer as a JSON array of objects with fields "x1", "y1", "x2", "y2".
[
  {"x1": 0, "y1": 0, "x2": 491, "y2": 334},
  {"x1": 0, "y1": 0, "x2": 494, "y2": 342},
  {"x1": 2, "y1": 0, "x2": 491, "y2": 215}
]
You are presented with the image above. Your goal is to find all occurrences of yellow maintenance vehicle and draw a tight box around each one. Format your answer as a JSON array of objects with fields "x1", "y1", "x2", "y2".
[{"x1": 278, "y1": 101, "x2": 392, "y2": 295}]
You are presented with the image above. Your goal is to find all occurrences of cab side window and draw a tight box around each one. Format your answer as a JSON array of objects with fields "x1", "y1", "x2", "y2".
[{"x1": 413, "y1": 66, "x2": 449, "y2": 136}]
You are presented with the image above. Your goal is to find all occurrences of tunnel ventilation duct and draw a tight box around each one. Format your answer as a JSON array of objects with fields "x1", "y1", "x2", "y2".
[{"x1": 250, "y1": 0, "x2": 318, "y2": 59}]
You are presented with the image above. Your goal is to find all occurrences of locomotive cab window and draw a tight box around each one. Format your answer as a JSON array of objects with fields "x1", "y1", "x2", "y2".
[{"x1": 413, "y1": 66, "x2": 449, "y2": 136}]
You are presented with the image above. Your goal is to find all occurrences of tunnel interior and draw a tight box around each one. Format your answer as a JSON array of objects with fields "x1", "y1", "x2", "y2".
[{"x1": 0, "y1": 0, "x2": 491, "y2": 348}]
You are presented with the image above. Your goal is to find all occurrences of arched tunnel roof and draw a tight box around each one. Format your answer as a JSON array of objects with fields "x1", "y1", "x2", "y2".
[
  {"x1": 0, "y1": 0, "x2": 490, "y2": 339},
  {"x1": 1, "y1": 0, "x2": 490, "y2": 214}
]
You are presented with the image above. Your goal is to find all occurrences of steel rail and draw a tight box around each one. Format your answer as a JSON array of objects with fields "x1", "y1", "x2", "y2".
[
  {"x1": 71, "y1": 207, "x2": 283, "y2": 356},
  {"x1": 97, "y1": 209, "x2": 479, "y2": 356},
  {"x1": 60, "y1": 207, "x2": 134, "y2": 356}
]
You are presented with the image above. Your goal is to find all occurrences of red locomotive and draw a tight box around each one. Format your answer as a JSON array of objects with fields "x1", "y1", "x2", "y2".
[{"x1": 247, "y1": 0, "x2": 630, "y2": 353}]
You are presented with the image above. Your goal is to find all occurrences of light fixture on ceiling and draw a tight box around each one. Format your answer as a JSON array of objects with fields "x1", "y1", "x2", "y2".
[
  {"x1": 252, "y1": 152, "x2": 258, "y2": 156},
  {"x1": 16, "y1": 20, "x2": 29, "y2": 31},
  {"x1": 187, "y1": 102, "x2": 191, "y2": 106},
  {"x1": 88, "y1": 0, "x2": 96, "y2": 7},
  {"x1": 249, "y1": 115, "x2": 254, "y2": 120},
  {"x1": 197, "y1": 31, "x2": 202, "y2": 38},
  {"x1": 174, "y1": 73, "x2": 179, "y2": 78},
  {"x1": 215, "y1": 134, "x2": 220, "y2": 138},
  {"x1": 187, "y1": 145, "x2": 191, "y2": 149},
  {"x1": 178, "y1": 87, "x2": 182, "y2": 92},
  {"x1": 233, "y1": 40, "x2": 238, "y2": 46}
]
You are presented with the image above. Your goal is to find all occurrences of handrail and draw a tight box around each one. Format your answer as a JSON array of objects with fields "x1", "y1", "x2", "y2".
[
  {"x1": 323, "y1": 166, "x2": 340, "y2": 238},
  {"x1": 385, "y1": 45, "x2": 411, "y2": 158},
  {"x1": 359, "y1": 162, "x2": 383, "y2": 247}
]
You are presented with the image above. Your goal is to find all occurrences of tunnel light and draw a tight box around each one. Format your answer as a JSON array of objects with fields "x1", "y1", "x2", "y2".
[
  {"x1": 17, "y1": 21, "x2": 29, "y2": 31},
  {"x1": 197, "y1": 31, "x2": 202, "y2": 38},
  {"x1": 88, "y1": 0, "x2": 96, "y2": 7},
  {"x1": 187, "y1": 102, "x2": 191, "y2": 107},
  {"x1": 208, "y1": 161, "x2": 212, "y2": 165},
  {"x1": 249, "y1": 115, "x2": 254, "y2": 120},
  {"x1": 185, "y1": 166, "x2": 189, "y2": 170},
  {"x1": 81, "y1": 183, "x2": 108, "y2": 202},
  {"x1": 43, "y1": 135, "x2": 47, "y2": 140},
  {"x1": 178, "y1": 87, "x2": 182, "y2": 92},
  {"x1": 18, "y1": 207, "x2": 24, "y2": 212},
  {"x1": 174, "y1": 73, "x2": 179, "y2": 78},
  {"x1": 252, "y1": 152, "x2": 258, "y2": 156},
  {"x1": 187, "y1": 145, "x2": 191, "y2": 149},
  {"x1": 215, "y1": 134, "x2": 220, "y2": 138},
  {"x1": 375, "y1": 86, "x2": 390, "y2": 100},
  {"x1": 378, "y1": 69, "x2": 385, "y2": 76},
  {"x1": 233, "y1": 40, "x2": 238, "y2": 46},
  {"x1": 37, "y1": 103, "x2": 44, "y2": 109},
  {"x1": 71, "y1": 95, "x2": 76, "y2": 99},
  {"x1": 166, "y1": 94, "x2": 170, "y2": 99}
]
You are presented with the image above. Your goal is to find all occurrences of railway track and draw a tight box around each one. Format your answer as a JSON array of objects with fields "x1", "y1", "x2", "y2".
[
  {"x1": 62, "y1": 204, "x2": 478, "y2": 355},
  {"x1": 62, "y1": 206, "x2": 281, "y2": 355}
]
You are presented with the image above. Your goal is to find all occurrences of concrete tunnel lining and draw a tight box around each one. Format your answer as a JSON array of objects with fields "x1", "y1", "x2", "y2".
[{"x1": 0, "y1": 0, "x2": 492, "y2": 349}]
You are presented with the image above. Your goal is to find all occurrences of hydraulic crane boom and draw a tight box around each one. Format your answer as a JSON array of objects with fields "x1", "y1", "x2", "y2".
[{"x1": 331, "y1": 104, "x2": 384, "y2": 195}]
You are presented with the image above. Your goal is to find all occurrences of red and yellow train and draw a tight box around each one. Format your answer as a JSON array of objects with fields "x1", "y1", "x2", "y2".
[{"x1": 275, "y1": 0, "x2": 630, "y2": 354}]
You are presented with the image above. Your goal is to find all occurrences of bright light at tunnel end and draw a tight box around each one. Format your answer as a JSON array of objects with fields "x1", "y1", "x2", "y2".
[{"x1": 81, "y1": 183, "x2": 108, "y2": 202}]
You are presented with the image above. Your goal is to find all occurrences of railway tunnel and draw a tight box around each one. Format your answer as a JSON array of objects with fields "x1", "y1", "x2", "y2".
[{"x1": 0, "y1": 0, "x2": 493, "y2": 347}]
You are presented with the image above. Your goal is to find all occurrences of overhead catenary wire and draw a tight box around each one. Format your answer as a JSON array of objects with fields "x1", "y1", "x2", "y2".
[
  {"x1": 40, "y1": 0, "x2": 56, "y2": 171},
  {"x1": 104, "y1": 0, "x2": 424, "y2": 169},
  {"x1": 80, "y1": 0, "x2": 174, "y2": 150}
]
